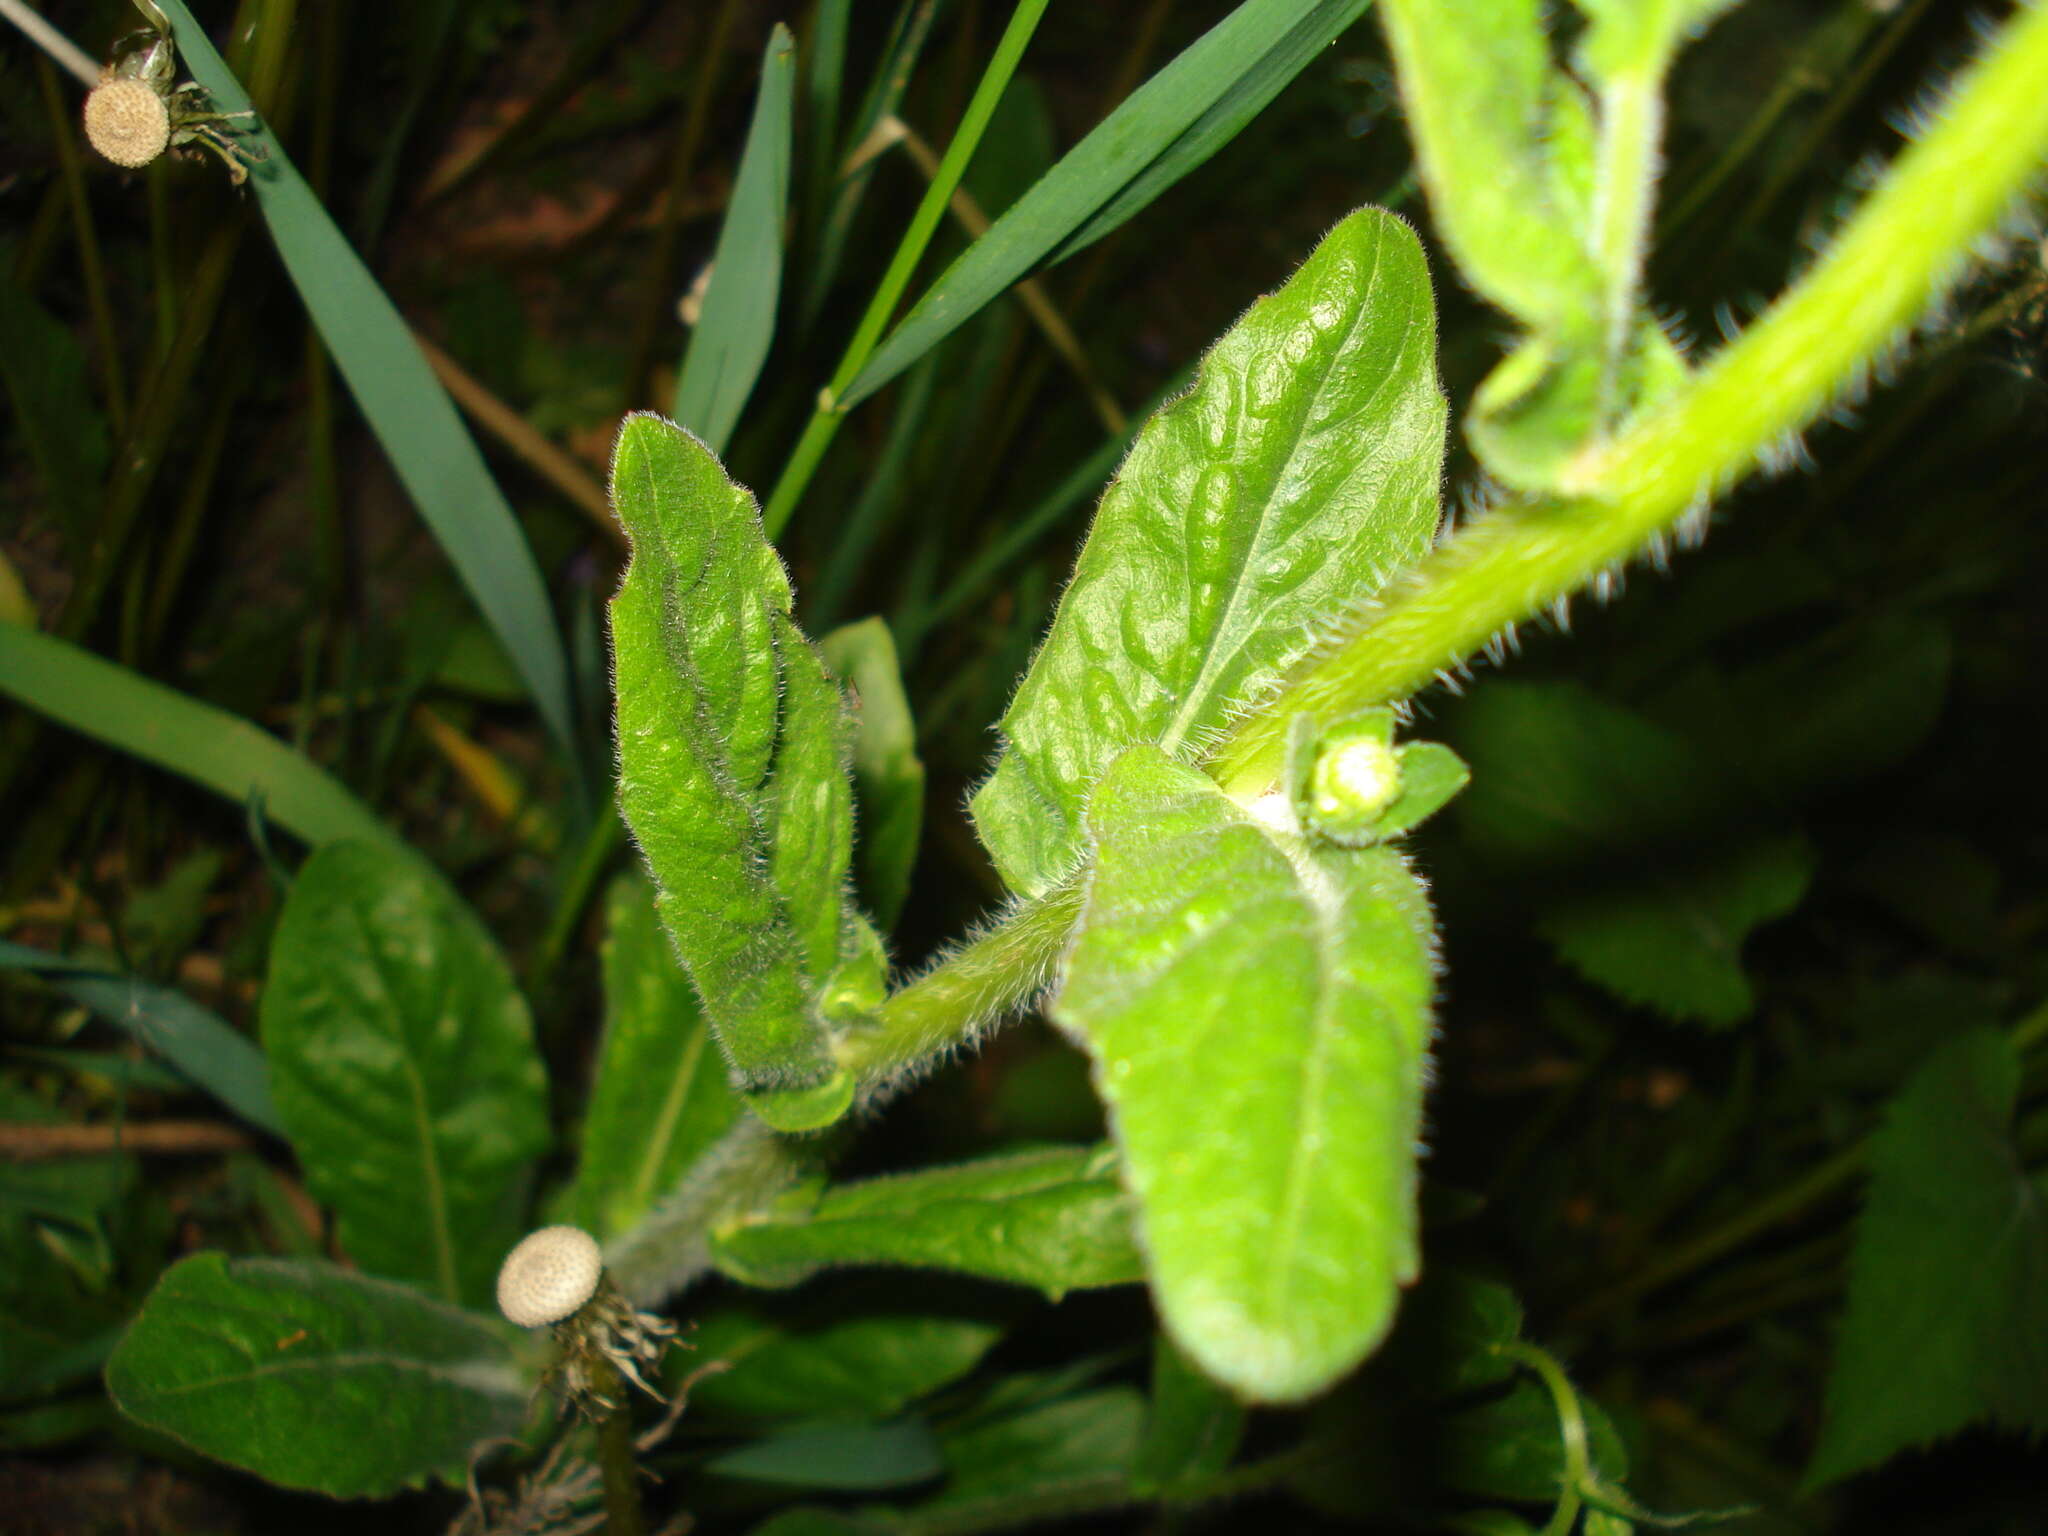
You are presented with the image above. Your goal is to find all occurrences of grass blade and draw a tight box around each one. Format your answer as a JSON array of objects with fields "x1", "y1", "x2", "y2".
[
  {"x1": 838, "y1": 0, "x2": 1373, "y2": 409},
  {"x1": 1049, "y1": 0, "x2": 1376, "y2": 262},
  {"x1": 150, "y1": 1, "x2": 578, "y2": 768},
  {"x1": 0, "y1": 625, "x2": 400, "y2": 855},
  {"x1": 674, "y1": 25, "x2": 798, "y2": 452},
  {"x1": 0, "y1": 939, "x2": 282, "y2": 1136}
]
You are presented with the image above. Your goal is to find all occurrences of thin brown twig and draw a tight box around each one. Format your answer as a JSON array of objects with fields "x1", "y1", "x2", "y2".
[
  {"x1": 883, "y1": 115, "x2": 1127, "y2": 435},
  {"x1": 0, "y1": 1120, "x2": 256, "y2": 1159},
  {"x1": 410, "y1": 330, "x2": 621, "y2": 544}
]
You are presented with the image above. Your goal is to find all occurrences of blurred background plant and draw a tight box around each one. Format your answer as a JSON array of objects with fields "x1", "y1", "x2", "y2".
[{"x1": 0, "y1": 0, "x2": 2044, "y2": 1532}]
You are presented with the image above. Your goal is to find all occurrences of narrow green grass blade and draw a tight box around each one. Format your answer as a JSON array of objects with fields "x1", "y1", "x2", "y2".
[
  {"x1": 151, "y1": 1, "x2": 577, "y2": 765},
  {"x1": 1049, "y1": 0, "x2": 1376, "y2": 262},
  {"x1": 0, "y1": 625, "x2": 399, "y2": 855},
  {"x1": 0, "y1": 939, "x2": 282, "y2": 1136},
  {"x1": 675, "y1": 26, "x2": 797, "y2": 451},
  {"x1": 802, "y1": 0, "x2": 942, "y2": 328},
  {"x1": 800, "y1": 0, "x2": 853, "y2": 247},
  {"x1": 839, "y1": 0, "x2": 1373, "y2": 408}
]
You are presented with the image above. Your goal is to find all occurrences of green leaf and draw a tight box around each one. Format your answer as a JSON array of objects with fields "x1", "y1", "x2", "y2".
[
  {"x1": 0, "y1": 627, "x2": 403, "y2": 857},
  {"x1": 711, "y1": 1145, "x2": 1145, "y2": 1298},
  {"x1": 561, "y1": 874, "x2": 743, "y2": 1240},
  {"x1": 0, "y1": 940, "x2": 280, "y2": 1136},
  {"x1": 1131, "y1": 1337, "x2": 1245, "y2": 1498},
  {"x1": 1807, "y1": 1028, "x2": 2048, "y2": 1485},
  {"x1": 1376, "y1": 1268, "x2": 1525, "y2": 1397},
  {"x1": 821, "y1": 618, "x2": 926, "y2": 930},
  {"x1": 1436, "y1": 1376, "x2": 1629, "y2": 1504},
  {"x1": 841, "y1": 0, "x2": 1375, "y2": 407},
  {"x1": 972, "y1": 208, "x2": 1445, "y2": 895},
  {"x1": 260, "y1": 842, "x2": 549, "y2": 1307},
  {"x1": 154, "y1": 1, "x2": 578, "y2": 764},
  {"x1": 926, "y1": 1386, "x2": 1144, "y2": 1518},
  {"x1": 105, "y1": 1254, "x2": 533, "y2": 1498},
  {"x1": 1449, "y1": 681, "x2": 1721, "y2": 867},
  {"x1": 0, "y1": 258, "x2": 108, "y2": 546},
  {"x1": 1056, "y1": 746, "x2": 1438, "y2": 1401},
  {"x1": 1375, "y1": 0, "x2": 1587, "y2": 327},
  {"x1": 687, "y1": 1304, "x2": 1002, "y2": 1423},
  {"x1": 610, "y1": 414, "x2": 874, "y2": 1091},
  {"x1": 711, "y1": 1419, "x2": 945, "y2": 1490},
  {"x1": 1537, "y1": 833, "x2": 1814, "y2": 1027},
  {"x1": 1664, "y1": 616, "x2": 1952, "y2": 799},
  {"x1": 674, "y1": 25, "x2": 796, "y2": 452}
]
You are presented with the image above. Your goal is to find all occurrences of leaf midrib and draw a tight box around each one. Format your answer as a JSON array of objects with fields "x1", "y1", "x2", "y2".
[{"x1": 1159, "y1": 219, "x2": 1395, "y2": 755}]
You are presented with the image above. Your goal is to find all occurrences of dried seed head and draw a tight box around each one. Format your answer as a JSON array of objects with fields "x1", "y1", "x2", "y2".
[
  {"x1": 84, "y1": 79, "x2": 171, "y2": 169},
  {"x1": 496, "y1": 1225, "x2": 603, "y2": 1329}
]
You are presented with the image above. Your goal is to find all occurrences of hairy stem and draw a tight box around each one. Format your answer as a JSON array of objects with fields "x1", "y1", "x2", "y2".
[
  {"x1": 1211, "y1": 0, "x2": 2048, "y2": 798},
  {"x1": 897, "y1": 0, "x2": 2048, "y2": 1060}
]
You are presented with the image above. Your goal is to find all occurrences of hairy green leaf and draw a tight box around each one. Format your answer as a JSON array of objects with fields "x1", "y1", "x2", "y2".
[
  {"x1": 972, "y1": 208, "x2": 1445, "y2": 895},
  {"x1": 711, "y1": 1146, "x2": 1144, "y2": 1298},
  {"x1": 1808, "y1": 1028, "x2": 2048, "y2": 1485},
  {"x1": 821, "y1": 619, "x2": 925, "y2": 931},
  {"x1": 260, "y1": 843, "x2": 549, "y2": 1307},
  {"x1": 562, "y1": 874, "x2": 742, "y2": 1239},
  {"x1": 1375, "y1": 0, "x2": 1586, "y2": 325},
  {"x1": 610, "y1": 414, "x2": 873, "y2": 1091},
  {"x1": 105, "y1": 1254, "x2": 533, "y2": 1498},
  {"x1": 1057, "y1": 746, "x2": 1437, "y2": 1401},
  {"x1": 687, "y1": 1305, "x2": 1002, "y2": 1423},
  {"x1": 675, "y1": 26, "x2": 795, "y2": 452}
]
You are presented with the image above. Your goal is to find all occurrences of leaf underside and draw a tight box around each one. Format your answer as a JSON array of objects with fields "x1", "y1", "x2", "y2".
[{"x1": 1057, "y1": 746, "x2": 1437, "y2": 1401}]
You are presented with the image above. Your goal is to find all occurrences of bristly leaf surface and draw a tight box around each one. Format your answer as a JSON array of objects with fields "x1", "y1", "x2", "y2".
[
  {"x1": 609, "y1": 414, "x2": 872, "y2": 1091},
  {"x1": 1056, "y1": 746, "x2": 1437, "y2": 1401},
  {"x1": 971, "y1": 207, "x2": 1444, "y2": 896}
]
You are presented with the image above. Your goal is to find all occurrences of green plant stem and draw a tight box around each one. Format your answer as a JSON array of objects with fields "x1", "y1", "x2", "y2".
[
  {"x1": 1590, "y1": 64, "x2": 1662, "y2": 421},
  {"x1": 761, "y1": 0, "x2": 1052, "y2": 538},
  {"x1": 1210, "y1": 0, "x2": 2048, "y2": 799},
  {"x1": 588, "y1": 1358, "x2": 646, "y2": 1536},
  {"x1": 858, "y1": 0, "x2": 2048, "y2": 1090},
  {"x1": 1499, "y1": 1342, "x2": 1588, "y2": 1536},
  {"x1": 838, "y1": 878, "x2": 1085, "y2": 1086}
]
